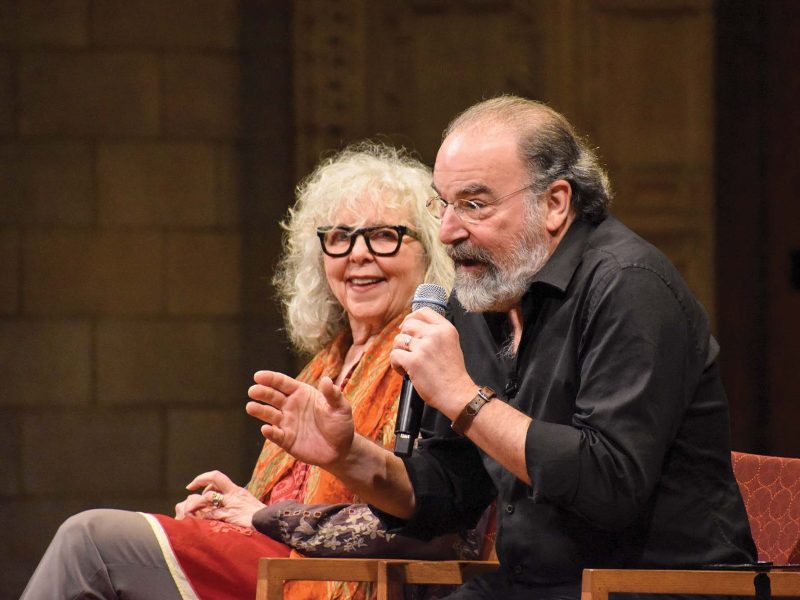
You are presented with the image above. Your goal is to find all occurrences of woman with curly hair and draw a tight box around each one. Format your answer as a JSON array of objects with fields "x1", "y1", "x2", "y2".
[{"x1": 22, "y1": 142, "x2": 463, "y2": 600}]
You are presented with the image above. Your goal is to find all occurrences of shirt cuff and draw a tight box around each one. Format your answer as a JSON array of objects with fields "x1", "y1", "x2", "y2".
[{"x1": 525, "y1": 419, "x2": 581, "y2": 504}]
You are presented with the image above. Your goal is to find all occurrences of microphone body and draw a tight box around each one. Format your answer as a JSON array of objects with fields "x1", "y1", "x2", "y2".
[{"x1": 393, "y1": 283, "x2": 448, "y2": 457}]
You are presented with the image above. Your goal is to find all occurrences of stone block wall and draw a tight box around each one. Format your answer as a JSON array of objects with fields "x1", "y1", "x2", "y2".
[{"x1": 0, "y1": 1, "x2": 294, "y2": 596}]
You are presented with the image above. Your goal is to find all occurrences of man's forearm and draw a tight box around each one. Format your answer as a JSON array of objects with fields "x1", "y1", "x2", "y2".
[
  {"x1": 455, "y1": 397, "x2": 532, "y2": 485},
  {"x1": 328, "y1": 434, "x2": 416, "y2": 519}
]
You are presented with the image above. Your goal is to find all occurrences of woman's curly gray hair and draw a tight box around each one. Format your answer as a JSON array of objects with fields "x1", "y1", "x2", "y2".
[
  {"x1": 443, "y1": 96, "x2": 612, "y2": 224},
  {"x1": 274, "y1": 141, "x2": 454, "y2": 355}
]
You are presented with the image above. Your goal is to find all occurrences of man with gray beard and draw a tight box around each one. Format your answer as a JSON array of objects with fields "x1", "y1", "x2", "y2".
[
  {"x1": 247, "y1": 96, "x2": 756, "y2": 599},
  {"x1": 446, "y1": 193, "x2": 550, "y2": 315}
]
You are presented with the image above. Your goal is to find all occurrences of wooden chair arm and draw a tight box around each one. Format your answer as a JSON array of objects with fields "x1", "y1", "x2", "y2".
[
  {"x1": 256, "y1": 557, "x2": 500, "y2": 600},
  {"x1": 581, "y1": 568, "x2": 800, "y2": 600},
  {"x1": 383, "y1": 559, "x2": 500, "y2": 585},
  {"x1": 256, "y1": 559, "x2": 384, "y2": 600}
]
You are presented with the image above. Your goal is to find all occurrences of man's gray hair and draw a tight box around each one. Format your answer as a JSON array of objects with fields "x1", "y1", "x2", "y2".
[{"x1": 443, "y1": 96, "x2": 612, "y2": 224}]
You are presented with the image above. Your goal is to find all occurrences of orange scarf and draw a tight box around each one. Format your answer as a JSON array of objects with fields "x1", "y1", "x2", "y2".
[{"x1": 246, "y1": 311, "x2": 407, "y2": 600}]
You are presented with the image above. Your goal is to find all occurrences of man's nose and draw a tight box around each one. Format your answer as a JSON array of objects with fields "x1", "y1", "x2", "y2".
[{"x1": 438, "y1": 205, "x2": 469, "y2": 245}]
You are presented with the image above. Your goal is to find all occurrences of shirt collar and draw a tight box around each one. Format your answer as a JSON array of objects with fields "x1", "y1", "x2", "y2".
[{"x1": 529, "y1": 217, "x2": 596, "y2": 294}]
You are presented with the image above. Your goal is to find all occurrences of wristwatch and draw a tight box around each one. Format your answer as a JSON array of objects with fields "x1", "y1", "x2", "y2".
[{"x1": 451, "y1": 386, "x2": 497, "y2": 435}]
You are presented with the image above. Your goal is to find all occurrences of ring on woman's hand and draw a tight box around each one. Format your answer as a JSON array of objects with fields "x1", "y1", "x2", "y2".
[
  {"x1": 211, "y1": 491, "x2": 223, "y2": 508},
  {"x1": 402, "y1": 334, "x2": 413, "y2": 350}
]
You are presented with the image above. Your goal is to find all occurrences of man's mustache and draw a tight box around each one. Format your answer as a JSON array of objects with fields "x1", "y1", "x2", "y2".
[{"x1": 447, "y1": 242, "x2": 493, "y2": 264}]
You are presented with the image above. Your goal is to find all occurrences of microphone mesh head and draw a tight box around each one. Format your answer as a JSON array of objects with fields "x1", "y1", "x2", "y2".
[{"x1": 411, "y1": 283, "x2": 448, "y2": 316}]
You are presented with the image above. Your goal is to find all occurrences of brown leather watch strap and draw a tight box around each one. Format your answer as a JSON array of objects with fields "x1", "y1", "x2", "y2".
[{"x1": 451, "y1": 386, "x2": 497, "y2": 436}]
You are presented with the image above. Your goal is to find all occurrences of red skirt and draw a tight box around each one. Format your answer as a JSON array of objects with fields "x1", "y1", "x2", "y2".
[{"x1": 143, "y1": 513, "x2": 291, "y2": 600}]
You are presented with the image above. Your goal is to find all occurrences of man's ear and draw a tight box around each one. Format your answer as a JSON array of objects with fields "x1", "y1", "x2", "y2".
[{"x1": 543, "y1": 179, "x2": 572, "y2": 234}]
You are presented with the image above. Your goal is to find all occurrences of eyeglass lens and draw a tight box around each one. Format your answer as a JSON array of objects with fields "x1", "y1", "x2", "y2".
[
  {"x1": 426, "y1": 197, "x2": 481, "y2": 223},
  {"x1": 426, "y1": 183, "x2": 535, "y2": 223}
]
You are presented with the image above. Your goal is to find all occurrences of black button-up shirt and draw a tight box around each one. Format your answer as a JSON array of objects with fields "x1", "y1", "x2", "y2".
[{"x1": 396, "y1": 216, "x2": 756, "y2": 585}]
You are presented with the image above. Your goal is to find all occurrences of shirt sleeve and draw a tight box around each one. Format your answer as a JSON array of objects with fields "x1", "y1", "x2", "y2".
[
  {"x1": 525, "y1": 264, "x2": 707, "y2": 530},
  {"x1": 377, "y1": 409, "x2": 496, "y2": 540},
  {"x1": 252, "y1": 499, "x2": 477, "y2": 559}
]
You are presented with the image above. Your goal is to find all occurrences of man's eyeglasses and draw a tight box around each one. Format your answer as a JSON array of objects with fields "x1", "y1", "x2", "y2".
[
  {"x1": 425, "y1": 183, "x2": 536, "y2": 224},
  {"x1": 316, "y1": 225, "x2": 419, "y2": 257}
]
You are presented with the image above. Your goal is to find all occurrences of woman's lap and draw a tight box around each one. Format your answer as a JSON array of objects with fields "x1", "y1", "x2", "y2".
[
  {"x1": 22, "y1": 508, "x2": 184, "y2": 600},
  {"x1": 22, "y1": 508, "x2": 292, "y2": 600},
  {"x1": 150, "y1": 512, "x2": 290, "y2": 599}
]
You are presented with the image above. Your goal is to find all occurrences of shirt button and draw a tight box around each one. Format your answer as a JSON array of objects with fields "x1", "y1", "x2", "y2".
[
  {"x1": 505, "y1": 504, "x2": 515, "y2": 514},
  {"x1": 513, "y1": 565, "x2": 523, "y2": 575}
]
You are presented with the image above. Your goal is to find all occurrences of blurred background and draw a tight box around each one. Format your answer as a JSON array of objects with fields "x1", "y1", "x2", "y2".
[{"x1": 0, "y1": 0, "x2": 798, "y2": 597}]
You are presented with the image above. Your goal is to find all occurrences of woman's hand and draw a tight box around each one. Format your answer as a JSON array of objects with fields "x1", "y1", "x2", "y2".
[
  {"x1": 246, "y1": 371, "x2": 355, "y2": 469},
  {"x1": 174, "y1": 470, "x2": 265, "y2": 528}
]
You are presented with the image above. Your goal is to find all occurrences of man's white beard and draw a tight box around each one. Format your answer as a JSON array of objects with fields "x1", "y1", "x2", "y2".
[{"x1": 450, "y1": 203, "x2": 551, "y2": 313}]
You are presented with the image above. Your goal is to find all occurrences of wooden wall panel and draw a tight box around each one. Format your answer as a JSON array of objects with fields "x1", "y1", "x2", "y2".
[
  {"x1": 293, "y1": 0, "x2": 370, "y2": 175},
  {"x1": 292, "y1": 0, "x2": 716, "y2": 317},
  {"x1": 369, "y1": 1, "x2": 544, "y2": 161},
  {"x1": 715, "y1": 0, "x2": 800, "y2": 456},
  {"x1": 293, "y1": 0, "x2": 547, "y2": 172},
  {"x1": 578, "y1": 0, "x2": 716, "y2": 318},
  {"x1": 764, "y1": 0, "x2": 800, "y2": 456}
]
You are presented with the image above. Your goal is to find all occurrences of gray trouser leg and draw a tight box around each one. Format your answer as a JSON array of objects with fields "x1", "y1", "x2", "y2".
[{"x1": 21, "y1": 508, "x2": 184, "y2": 600}]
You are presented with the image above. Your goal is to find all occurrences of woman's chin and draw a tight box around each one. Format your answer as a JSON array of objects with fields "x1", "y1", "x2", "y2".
[{"x1": 346, "y1": 305, "x2": 400, "y2": 330}]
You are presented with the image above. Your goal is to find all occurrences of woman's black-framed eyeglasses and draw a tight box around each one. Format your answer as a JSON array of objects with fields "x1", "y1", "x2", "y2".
[{"x1": 316, "y1": 225, "x2": 419, "y2": 257}]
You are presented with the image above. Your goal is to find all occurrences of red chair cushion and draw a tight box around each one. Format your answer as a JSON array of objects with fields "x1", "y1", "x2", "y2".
[{"x1": 732, "y1": 451, "x2": 800, "y2": 563}]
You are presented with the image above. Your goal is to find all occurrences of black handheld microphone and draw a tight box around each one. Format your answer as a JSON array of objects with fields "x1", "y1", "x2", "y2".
[{"x1": 393, "y1": 283, "x2": 449, "y2": 457}]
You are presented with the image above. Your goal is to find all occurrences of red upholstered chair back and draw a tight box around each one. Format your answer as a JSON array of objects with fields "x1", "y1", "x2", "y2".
[{"x1": 731, "y1": 451, "x2": 800, "y2": 564}]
